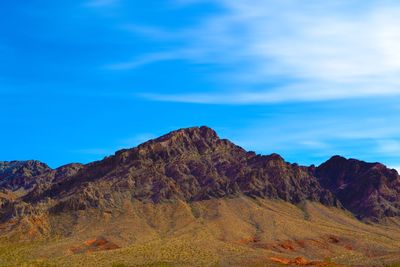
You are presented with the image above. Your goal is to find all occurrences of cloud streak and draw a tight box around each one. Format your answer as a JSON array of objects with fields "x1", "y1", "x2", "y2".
[
  {"x1": 223, "y1": 101, "x2": 400, "y2": 169},
  {"x1": 141, "y1": 81, "x2": 400, "y2": 104},
  {"x1": 106, "y1": 52, "x2": 183, "y2": 70},
  {"x1": 123, "y1": 0, "x2": 400, "y2": 103},
  {"x1": 84, "y1": 0, "x2": 118, "y2": 8}
]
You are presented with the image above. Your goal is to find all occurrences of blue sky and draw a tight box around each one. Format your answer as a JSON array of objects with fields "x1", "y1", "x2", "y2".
[{"x1": 2, "y1": 0, "x2": 400, "y2": 169}]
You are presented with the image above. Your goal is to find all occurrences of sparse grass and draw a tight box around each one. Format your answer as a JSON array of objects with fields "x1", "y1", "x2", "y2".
[
  {"x1": 0, "y1": 242, "x2": 37, "y2": 266},
  {"x1": 296, "y1": 201, "x2": 311, "y2": 220},
  {"x1": 0, "y1": 198, "x2": 399, "y2": 266},
  {"x1": 322, "y1": 258, "x2": 336, "y2": 267},
  {"x1": 189, "y1": 203, "x2": 201, "y2": 219},
  {"x1": 111, "y1": 263, "x2": 130, "y2": 267},
  {"x1": 144, "y1": 263, "x2": 175, "y2": 267},
  {"x1": 24, "y1": 261, "x2": 58, "y2": 267}
]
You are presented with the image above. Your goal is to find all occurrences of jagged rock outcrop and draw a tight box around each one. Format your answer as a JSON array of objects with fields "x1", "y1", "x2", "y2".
[
  {"x1": 0, "y1": 162, "x2": 84, "y2": 223},
  {"x1": 316, "y1": 155, "x2": 400, "y2": 220},
  {"x1": 0, "y1": 161, "x2": 51, "y2": 191}
]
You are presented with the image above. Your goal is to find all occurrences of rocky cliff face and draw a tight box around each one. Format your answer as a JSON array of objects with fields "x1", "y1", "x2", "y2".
[
  {"x1": 0, "y1": 161, "x2": 83, "y2": 223},
  {"x1": 1, "y1": 126, "x2": 399, "y2": 228},
  {"x1": 0, "y1": 161, "x2": 51, "y2": 191},
  {"x1": 316, "y1": 155, "x2": 400, "y2": 220}
]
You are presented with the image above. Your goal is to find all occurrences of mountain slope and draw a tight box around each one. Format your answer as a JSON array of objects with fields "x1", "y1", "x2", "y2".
[
  {"x1": 1, "y1": 126, "x2": 400, "y2": 266},
  {"x1": 1, "y1": 198, "x2": 400, "y2": 267},
  {"x1": 22, "y1": 126, "x2": 336, "y2": 215},
  {"x1": 1, "y1": 126, "x2": 400, "y2": 227}
]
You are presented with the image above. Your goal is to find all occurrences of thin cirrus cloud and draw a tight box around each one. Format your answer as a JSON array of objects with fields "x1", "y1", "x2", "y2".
[
  {"x1": 72, "y1": 148, "x2": 112, "y2": 156},
  {"x1": 114, "y1": 0, "x2": 400, "y2": 104},
  {"x1": 227, "y1": 110, "x2": 400, "y2": 169},
  {"x1": 72, "y1": 133, "x2": 157, "y2": 157},
  {"x1": 105, "y1": 51, "x2": 185, "y2": 70},
  {"x1": 141, "y1": 82, "x2": 400, "y2": 104},
  {"x1": 377, "y1": 139, "x2": 400, "y2": 155},
  {"x1": 84, "y1": 0, "x2": 118, "y2": 8}
]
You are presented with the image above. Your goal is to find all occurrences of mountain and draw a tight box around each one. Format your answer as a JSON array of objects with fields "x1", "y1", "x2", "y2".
[
  {"x1": 0, "y1": 126, "x2": 400, "y2": 267},
  {"x1": 316, "y1": 155, "x2": 400, "y2": 220},
  {"x1": 26, "y1": 127, "x2": 336, "y2": 210},
  {"x1": 0, "y1": 160, "x2": 51, "y2": 191}
]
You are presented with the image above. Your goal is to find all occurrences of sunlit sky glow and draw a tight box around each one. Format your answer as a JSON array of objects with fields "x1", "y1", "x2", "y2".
[{"x1": 2, "y1": 0, "x2": 400, "y2": 169}]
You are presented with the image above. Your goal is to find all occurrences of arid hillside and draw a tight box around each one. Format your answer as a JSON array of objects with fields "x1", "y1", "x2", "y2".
[{"x1": 0, "y1": 126, "x2": 400, "y2": 266}]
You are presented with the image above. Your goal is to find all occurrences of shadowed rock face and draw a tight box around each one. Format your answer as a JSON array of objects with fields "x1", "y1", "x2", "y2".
[
  {"x1": 0, "y1": 161, "x2": 84, "y2": 223},
  {"x1": 0, "y1": 161, "x2": 52, "y2": 191},
  {"x1": 0, "y1": 161, "x2": 83, "y2": 194},
  {"x1": 30, "y1": 126, "x2": 335, "y2": 214},
  {"x1": 316, "y1": 156, "x2": 400, "y2": 220},
  {"x1": 0, "y1": 126, "x2": 400, "y2": 224}
]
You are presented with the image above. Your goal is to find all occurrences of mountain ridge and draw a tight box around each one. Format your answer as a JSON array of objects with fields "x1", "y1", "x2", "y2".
[
  {"x1": 1, "y1": 126, "x2": 399, "y2": 224},
  {"x1": 1, "y1": 126, "x2": 400, "y2": 266}
]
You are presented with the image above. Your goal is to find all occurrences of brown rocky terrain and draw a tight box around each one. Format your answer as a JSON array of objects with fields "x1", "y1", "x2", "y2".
[
  {"x1": 316, "y1": 155, "x2": 400, "y2": 221},
  {"x1": 0, "y1": 160, "x2": 51, "y2": 191},
  {"x1": 0, "y1": 126, "x2": 399, "y2": 266}
]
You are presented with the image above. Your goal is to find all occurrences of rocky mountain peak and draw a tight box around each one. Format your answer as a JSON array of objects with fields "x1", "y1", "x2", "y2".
[
  {"x1": 0, "y1": 160, "x2": 52, "y2": 190},
  {"x1": 0, "y1": 160, "x2": 50, "y2": 173},
  {"x1": 137, "y1": 126, "x2": 220, "y2": 151},
  {"x1": 316, "y1": 156, "x2": 400, "y2": 220},
  {"x1": 126, "y1": 126, "x2": 240, "y2": 164},
  {"x1": 1, "y1": 127, "x2": 400, "y2": 222}
]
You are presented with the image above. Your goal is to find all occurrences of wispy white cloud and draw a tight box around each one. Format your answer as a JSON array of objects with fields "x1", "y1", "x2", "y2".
[
  {"x1": 119, "y1": 133, "x2": 157, "y2": 146},
  {"x1": 119, "y1": 0, "x2": 400, "y2": 103},
  {"x1": 71, "y1": 133, "x2": 157, "y2": 158},
  {"x1": 84, "y1": 0, "x2": 118, "y2": 8},
  {"x1": 72, "y1": 148, "x2": 112, "y2": 155},
  {"x1": 105, "y1": 51, "x2": 185, "y2": 70},
  {"x1": 377, "y1": 139, "x2": 400, "y2": 155},
  {"x1": 120, "y1": 24, "x2": 183, "y2": 40},
  {"x1": 219, "y1": 101, "x2": 400, "y2": 167},
  {"x1": 298, "y1": 140, "x2": 330, "y2": 150},
  {"x1": 141, "y1": 81, "x2": 400, "y2": 104}
]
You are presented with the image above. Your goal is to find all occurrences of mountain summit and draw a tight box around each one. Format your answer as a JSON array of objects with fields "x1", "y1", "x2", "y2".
[
  {"x1": 1, "y1": 126, "x2": 400, "y2": 266},
  {"x1": 16, "y1": 126, "x2": 338, "y2": 213},
  {"x1": 1, "y1": 126, "x2": 400, "y2": 222}
]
